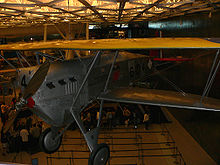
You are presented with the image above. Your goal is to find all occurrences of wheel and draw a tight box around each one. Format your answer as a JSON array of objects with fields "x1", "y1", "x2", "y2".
[
  {"x1": 39, "y1": 128, "x2": 62, "y2": 154},
  {"x1": 88, "y1": 143, "x2": 110, "y2": 165}
]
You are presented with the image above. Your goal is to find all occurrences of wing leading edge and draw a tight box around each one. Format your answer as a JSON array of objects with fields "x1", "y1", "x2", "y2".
[
  {"x1": 1, "y1": 38, "x2": 220, "y2": 51},
  {"x1": 99, "y1": 87, "x2": 220, "y2": 111}
]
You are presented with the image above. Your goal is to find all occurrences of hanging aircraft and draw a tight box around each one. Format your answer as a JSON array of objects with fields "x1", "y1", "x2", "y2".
[{"x1": 1, "y1": 38, "x2": 220, "y2": 165}]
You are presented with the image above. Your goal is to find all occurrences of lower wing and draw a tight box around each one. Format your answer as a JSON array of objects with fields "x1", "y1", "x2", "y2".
[{"x1": 99, "y1": 87, "x2": 220, "y2": 111}]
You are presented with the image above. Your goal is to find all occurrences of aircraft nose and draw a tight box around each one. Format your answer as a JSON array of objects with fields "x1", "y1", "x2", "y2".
[{"x1": 23, "y1": 62, "x2": 50, "y2": 99}]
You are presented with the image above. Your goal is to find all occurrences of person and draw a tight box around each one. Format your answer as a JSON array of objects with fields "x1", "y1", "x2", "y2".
[
  {"x1": 8, "y1": 109, "x2": 16, "y2": 122},
  {"x1": 26, "y1": 116, "x2": 32, "y2": 131},
  {"x1": 123, "y1": 107, "x2": 131, "y2": 125},
  {"x1": 96, "y1": 111, "x2": 100, "y2": 121},
  {"x1": 0, "y1": 102, "x2": 4, "y2": 123},
  {"x1": 0, "y1": 102, "x2": 3, "y2": 118},
  {"x1": 123, "y1": 107, "x2": 131, "y2": 117},
  {"x1": 30, "y1": 124, "x2": 41, "y2": 145},
  {"x1": 143, "y1": 112, "x2": 150, "y2": 130},
  {"x1": 123, "y1": 106, "x2": 131, "y2": 127},
  {"x1": 20, "y1": 126, "x2": 29, "y2": 151},
  {"x1": 8, "y1": 126, "x2": 18, "y2": 153},
  {"x1": 1, "y1": 104, "x2": 9, "y2": 126},
  {"x1": 14, "y1": 120, "x2": 22, "y2": 131},
  {"x1": 15, "y1": 133, "x2": 21, "y2": 153},
  {"x1": 10, "y1": 98, "x2": 16, "y2": 110},
  {"x1": 106, "y1": 111, "x2": 113, "y2": 129},
  {"x1": 40, "y1": 121, "x2": 46, "y2": 132},
  {"x1": 1, "y1": 129, "x2": 8, "y2": 155},
  {"x1": 37, "y1": 123, "x2": 42, "y2": 134},
  {"x1": 133, "y1": 112, "x2": 138, "y2": 129}
]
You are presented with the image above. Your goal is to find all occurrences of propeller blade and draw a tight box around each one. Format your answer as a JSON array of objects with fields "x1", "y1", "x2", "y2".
[
  {"x1": 3, "y1": 62, "x2": 50, "y2": 134},
  {"x1": 3, "y1": 111, "x2": 18, "y2": 134},
  {"x1": 23, "y1": 62, "x2": 50, "y2": 99}
]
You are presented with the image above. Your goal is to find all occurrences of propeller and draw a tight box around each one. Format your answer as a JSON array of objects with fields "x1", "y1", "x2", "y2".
[
  {"x1": 3, "y1": 62, "x2": 50, "y2": 133},
  {"x1": 23, "y1": 62, "x2": 50, "y2": 100}
]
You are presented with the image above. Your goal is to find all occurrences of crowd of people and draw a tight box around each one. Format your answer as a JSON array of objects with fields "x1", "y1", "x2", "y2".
[
  {"x1": 81, "y1": 104, "x2": 151, "y2": 131},
  {"x1": 0, "y1": 98, "x2": 153, "y2": 156},
  {"x1": 0, "y1": 99, "x2": 43, "y2": 155}
]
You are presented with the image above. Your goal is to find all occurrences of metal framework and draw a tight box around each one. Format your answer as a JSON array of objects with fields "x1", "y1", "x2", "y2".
[
  {"x1": 69, "y1": 50, "x2": 118, "y2": 154},
  {"x1": 200, "y1": 49, "x2": 220, "y2": 104},
  {"x1": 0, "y1": 0, "x2": 220, "y2": 27},
  {"x1": 70, "y1": 51, "x2": 102, "y2": 152}
]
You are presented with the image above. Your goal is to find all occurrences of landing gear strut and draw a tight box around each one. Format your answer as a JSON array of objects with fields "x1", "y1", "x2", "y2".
[
  {"x1": 70, "y1": 51, "x2": 118, "y2": 164},
  {"x1": 39, "y1": 128, "x2": 62, "y2": 154}
]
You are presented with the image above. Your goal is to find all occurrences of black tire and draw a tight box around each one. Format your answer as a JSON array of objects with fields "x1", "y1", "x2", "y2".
[
  {"x1": 88, "y1": 143, "x2": 110, "y2": 165},
  {"x1": 39, "y1": 128, "x2": 62, "y2": 154}
]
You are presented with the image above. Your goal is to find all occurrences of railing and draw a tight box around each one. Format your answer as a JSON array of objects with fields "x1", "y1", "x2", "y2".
[
  {"x1": 46, "y1": 125, "x2": 186, "y2": 165},
  {"x1": 161, "y1": 123, "x2": 186, "y2": 165}
]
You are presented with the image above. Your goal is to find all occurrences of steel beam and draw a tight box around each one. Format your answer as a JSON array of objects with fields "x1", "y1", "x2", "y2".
[
  {"x1": 77, "y1": 0, "x2": 108, "y2": 23},
  {"x1": 27, "y1": 0, "x2": 93, "y2": 22},
  {"x1": 129, "y1": 0, "x2": 165, "y2": 22},
  {"x1": 118, "y1": 1, "x2": 126, "y2": 21}
]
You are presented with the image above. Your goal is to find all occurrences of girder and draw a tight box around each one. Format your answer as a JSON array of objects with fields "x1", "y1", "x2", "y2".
[{"x1": 0, "y1": 0, "x2": 218, "y2": 26}]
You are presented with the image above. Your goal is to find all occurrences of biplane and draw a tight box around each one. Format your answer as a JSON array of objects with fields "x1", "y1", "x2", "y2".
[{"x1": 1, "y1": 38, "x2": 220, "y2": 165}]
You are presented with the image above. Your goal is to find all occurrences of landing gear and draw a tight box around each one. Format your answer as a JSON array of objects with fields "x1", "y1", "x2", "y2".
[
  {"x1": 69, "y1": 51, "x2": 118, "y2": 165},
  {"x1": 88, "y1": 143, "x2": 110, "y2": 165},
  {"x1": 39, "y1": 128, "x2": 62, "y2": 154}
]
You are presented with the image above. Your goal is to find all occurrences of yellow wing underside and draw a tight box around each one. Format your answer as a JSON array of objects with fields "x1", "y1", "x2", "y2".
[{"x1": 0, "y1": 38, "x2": 220, "y2": 51}]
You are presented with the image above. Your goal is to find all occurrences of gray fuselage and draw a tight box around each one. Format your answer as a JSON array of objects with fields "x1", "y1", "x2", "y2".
[{"x1": 17, "y1": 52, "x2": 148, "y2": 127}]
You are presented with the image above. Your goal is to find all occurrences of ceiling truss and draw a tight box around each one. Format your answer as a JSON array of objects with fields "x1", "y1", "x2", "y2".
[{"x1": 0, "y1": 0, "x2": 219, "y2": 27}]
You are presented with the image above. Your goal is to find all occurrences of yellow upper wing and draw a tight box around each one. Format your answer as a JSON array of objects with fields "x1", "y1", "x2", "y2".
[{"x1": 0, "y1": 38, "x2": 220, "y2": 51}]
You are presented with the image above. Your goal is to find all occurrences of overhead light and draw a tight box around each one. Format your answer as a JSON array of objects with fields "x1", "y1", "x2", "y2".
[{"x1": 64, "y1": 19, "x2": 70, "y2": 22}]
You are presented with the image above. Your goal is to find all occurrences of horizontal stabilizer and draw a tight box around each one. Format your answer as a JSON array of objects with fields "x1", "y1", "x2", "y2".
[{"x1": 99, "y1": 87, "x2": 220, "y2": 111}]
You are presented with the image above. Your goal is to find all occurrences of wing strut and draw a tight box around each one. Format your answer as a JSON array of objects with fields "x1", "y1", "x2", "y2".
[
  {"x1": 17, "y1": 51, "x2": 31, "y2": 67},
  {"x1": 16, "y1": 52, "x2": 24, "y2": 68},
  {"x1": 72, "y1": 51, "x2": 102, "y2": 109},
  {"x1": 0, "y1": 52, "x2": 17, "y2": 70},
  {"x1": 200, "y1": 49, "x2": 220, "y2": 104},
  {"x1": 153, "y1": 67, "x2": 186, "y2": 96},
  {"x1": 97, "y1": 50, "x2": 119, "y2": 127},
  {"x1": 36, "y1": 52, "x2": 64, "y2": 62},
  {"x1": 159, "y1": 69, "x2": 186, "y2": 96},
  {"x1": 70, "y1": 51, "x2": 102, "y2": 152},
  {"x1": 67, "y1": 50, "x2": 117, "y2": 164}
]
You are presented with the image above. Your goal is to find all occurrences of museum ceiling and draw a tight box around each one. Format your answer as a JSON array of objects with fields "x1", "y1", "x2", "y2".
[{"x1": 0, "y1": 0, "x2": 220, "y2": 27}]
